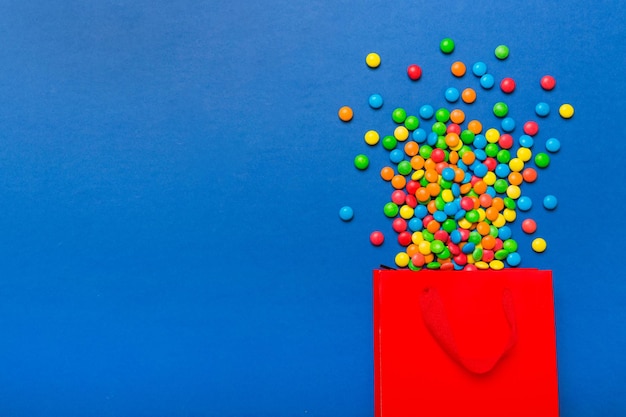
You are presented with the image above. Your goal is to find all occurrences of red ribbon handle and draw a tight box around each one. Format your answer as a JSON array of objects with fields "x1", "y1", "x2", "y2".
[{"x1": 419, "y1": 287, "x2": 517, "y2": 375}]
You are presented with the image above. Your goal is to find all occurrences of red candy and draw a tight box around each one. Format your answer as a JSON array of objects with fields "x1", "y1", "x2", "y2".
[
  {"x1": 430, "y1": 148, "x2": 446, "y2": 163},
  {"x1": 370, "y1": 231, "x2": 385, "y2": 246},
  {"x1": 398, "y1": 231, "x2": 412, "y2": 246},
  {"x1": 499, "y1": 133, "x2": 514, "y2": 149},
  {"x1": 407, "y1": 64, "x2": 422, "y2": 80},
  {"x1": 391, "y1": 190, "x2": 407, "y2": 205},
  {"x1": 540, "y1": 75, "x2": 556, "y2": 90},
  {"x1": 500, "y1": 77, "x2": 516, "y2": 94},
  {"x1": 523, "y1": 121, "x2": 539, "y2": 136},
  {"x1": 522, "y1": 219, "x2": 537, "y2": 234},
  {"x1": 392, "y1": 218, "x2": 407, "y2": 233}
]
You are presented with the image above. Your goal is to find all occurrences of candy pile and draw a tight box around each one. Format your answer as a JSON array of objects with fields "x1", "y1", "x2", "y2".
[{"x1": 338, "y1": 39, "x2": 573, "y2": 271}]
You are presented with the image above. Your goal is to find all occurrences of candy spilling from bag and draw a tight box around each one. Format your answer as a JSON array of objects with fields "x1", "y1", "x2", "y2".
[{"x1": 338, "y1": 40, "x2": 573, "y2": 271}]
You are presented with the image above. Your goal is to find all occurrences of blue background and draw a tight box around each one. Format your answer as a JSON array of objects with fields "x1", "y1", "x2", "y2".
[{"x1": 0, "y1": 0, "x2": 624, "y2": 415}]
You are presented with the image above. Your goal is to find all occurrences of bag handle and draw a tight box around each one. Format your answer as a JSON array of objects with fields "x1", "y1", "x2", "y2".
[{"x1": 419, "y1": 287, "x2": 517, "y2": 375}]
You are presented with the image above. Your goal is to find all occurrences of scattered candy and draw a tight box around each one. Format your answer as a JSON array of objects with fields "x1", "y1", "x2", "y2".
[
  {"x1": 540, "y1": 75, "x2": 556, "y2": 90},
  {"x1": 522, "y1": 218, "x2": 537, "y2": 234},
  {"x1": 407, "y1": 64, "x2": 422, "y2": 80},
  {"x1": 531, "y1": 238, "x2": 547, "y2": 253},
  {"x1": 559, "y1": 103, "x2": 574, "y2": 119},
  {"x1": 366, "y1": 53, "x2": 381, "y2": 68},
  {"x1": 370, "y1": 230, "x2": 385, "y2": 246},
  {"x1": 338, "y1": 106, "x2": 353, "y2": 122},
  {"x1": 339, "y1": 206, "x2": 354, "y2": 221},
  {"x1": 440, "y1": 38, "x2": 455, "y2": 54},
  {"x1": 494, "y1": 45, "x2": 509, "y2": 60},
  {"x1": 545, "y1": 137, "x2": 561, "y2": 152},
  {"x1": 369, "y1": 94, "x2": 383, "y2": 109},
  {"x1": 500, "y1": 77, "x2": 516, "y2": 94},
  {"x1": 451, "y1": 61, "x2": 466, "y2": 77},
  {"x1": 339, "y1": 39, "x2": 572, "y2": 269},
  {"x1": 535, "y1": 102, "x2": 550, "y2": 117},
  {"x1": 354, "y1": 154, "x2": 369, "y2": 170},
  {"x1": 543, "y1": 195, "x2": 558, "y2": 210}
]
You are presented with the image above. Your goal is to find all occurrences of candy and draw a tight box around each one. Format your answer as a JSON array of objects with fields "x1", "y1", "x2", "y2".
[
  {"x1": 540, "y1": 75, "x2": 556, "y2": 90},
  {"x1": 500, "y1": 77, "x2": 516, "y2": 93},
  {"x1": 339, "y1": 39, "x2": 570, "y2": 270},
  {"x1": 559, "y1": 104, "x2": 574, "y2": 119},
  {"x1": 339, "y1": 206, "x2": 354, "y2": 221},
  {"x1": 522, "y1": 219, "x2": 537, "y2": 234},
  {"x1": 440, "y1": 38, "x2": 455, "y2": 54},
  {"x1": 338, "y1": 106, "x2": 353, "y2": 121},
  {"x1": 366, "y1": 53, "x2": 381, "y2": 68},
  {"x1": 531, "y1": 238, "x2": 547, "y2": 253},
  {"x1": 543, "y1": 195, "x2": 558, "y2": 210},
  {"x1": 354, "y1": 154, "x2": 369, "y2": 170},
  {"x1": 472, "y1": 61, "x2": 487, "y2": 76},
  {"x1": 364, "y1": 130, "x2": 380, "y2": 145},
  {"x1": 407, "y1": 64, "x2": 422, "y2": 80},
  {"x1": 494, "y1": 45, "x2": 509, "y2": 60},
  {"x1": 370, "y1": 230, "x2": 385, "y2": 246},
  {"x1": 535, "y1": 102, "x2": 550, "y2": 117},
  {"x1": 545, "y1": 138, "x2": 561, "y2": 153},
  {"x1": 451, "y1": 61, "x2": 466, "y2": 77},
  {"x1": 369, "y1": 94, "x2": 383, "y2": 109}
]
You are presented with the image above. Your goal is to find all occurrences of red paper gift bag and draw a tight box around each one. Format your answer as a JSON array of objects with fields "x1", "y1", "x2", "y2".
[{"x1": 374, "y1": 268, "x2": 559, "y2": 417}]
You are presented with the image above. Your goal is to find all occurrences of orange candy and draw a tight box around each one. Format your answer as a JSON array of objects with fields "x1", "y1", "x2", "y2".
[
  {"x1": 416, "y1": 187, "x2": 431, "y2": 202},
  {"x1": 338, "y1": 106, "x2": 353, "y2": 121},
  {"x1": 461, "y1": 151, "x2": 476, "y2": 165},
  {"x1": 426, "y1": 182, "x2": 441, "y2": 197},
  {"x1": 404, "y1": 141, "x2": 419, "y2": 156},
  {"x1": 451, "y1": 61, "x2": 466, "y2": 77},
  {"x1": 461, "y1": 88, "x2": 477, "y2": 104},
  {"x1": 481, "y1": 235, "x2": 497, "y2": 250},
  {"x1": 448, "y1": 151, "x2": 459, "y2": 164},
  {"x1": 445, "y1": 133, "x2": 460, "y2": 148},
  {"x1": 426, "y1": 220, "x2": 441, "y2": 233},
  {"x1": 425, "y1": 169, "x2": 439, "y2": 183},
  {"x1": 491, "y1": 197, "x2": 505, "y2": 211},
  {"x1": 410, "y1": 155, "x2": 425, "y2": 170},
  {"x1": 523, "y1": 167, "x2": 538, "y2": 183},
  {"x1": 391, "y1": 175, "x2": 407, "y2": 189},
  {"x1": 485, "y1": 207, "x2": 500, "y2": 222},
  {"x1": 449, "y1": 109, "x2": 465, "y2": 124},
  {"x1": 476, "y1": 221, "x2": 491, "y2": 236},
  {"x1": 508, "y1": 171, "x2": 523, "y2": 186},
  {"x1": 473, "y1": 180, "x2": 488, "y2": 195},
  {"x1": 380, "y1": 166, "x2": 395, "y2": 181},
  {"x1": 467, "y1": 119, "x2": 483, "y2": 134}
]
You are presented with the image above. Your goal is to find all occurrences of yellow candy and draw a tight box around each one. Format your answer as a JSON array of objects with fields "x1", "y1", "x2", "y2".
[
  {"x1": 366, "y1": 52, "x2": 381, "y2": 68},
  {"x1": 395, "y1": 252, "x2": 410, "y2": 267},
  {"x1": 489, "y1": 260, "x2": 505, "y2": 270},
  {"x1": 485, "y1": 128, "x2": 500, "y2": 143},
  {"x1": 516, "y1": 147, "x2": 532, "y2": 162},
  {"x1": 532, "y1": 238, "x2": 547, "y2": 252},
  {"x1": 559, "y1": 103, "x2": 574, "y2": 119},
  {"x1": 412, "y1": 231, "x2": 424, "y2": 245},
  {"x1": 418, "y1": 240, "x2": 432, "y2": 255},
  {"x1": 394, "y1": 126, "x2": 409, "y2": 141},
  {"x1": 509, "y1": 157, "x2": 524, "y2": 172},
  {"x1": 475, "y1": 261, "x2": 490, "y2": 270},
  {"x1": 441, "y1": 189, "x2": 454, "y2": 202},
  {"x1": 399, "y1": 205, "x2": 414, "y2": 219},
  {"x1": 503, "y1": 208, "x2": 517, "y2": 222},
  {"x1": 364, "y1": 130, "x2": 380, "y2": 145},
  {"x1": 506, "y1": 185, "x2": 521, "y2": 199},
  {"x1": 492, "y1": 214, "x2": 506, "y2": 228},
  {"x1": 458, "y1": 218, "x2": 473, "y2": 229},
  {"x1": 483, "y1": 171, "x2": 497, "y2": 185},
  {"x1": 412, "y1": 170, "x2": 425, "y2": 181}
]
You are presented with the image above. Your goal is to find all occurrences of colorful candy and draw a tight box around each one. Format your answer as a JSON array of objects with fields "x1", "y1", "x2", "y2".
[{"x1": 339, "y1": 40, "x2": 571, "y2": 270}]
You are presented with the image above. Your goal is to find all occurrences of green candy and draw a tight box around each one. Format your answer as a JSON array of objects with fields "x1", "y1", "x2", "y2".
[
  {"x1": 493, "y1": 102, "x2": 508, "y2": 118},
  {"x1": 397, "y1": 161, "x2": 412, "y2": 176},
  {"x1": 495, "y1": 44, "x2": 509, "y2": 60},
  {"x1": 535, "y1": 152, "x2": 551, "y2": 168},
  {"x1": 440, "y1": 38, "x2": 455, "y2": 54},
  {"x1": 404, "y1": 115, "x2": 420, "y2": 130},
  {"x1": 392, "y1": 108, "x2": 407, "y2": 123},
  {"x1": 354, "y1": 154, "x2": 369, "y2": 170},
  {"x1": 382, "y1": 135, "x2": 397, "y2": 150},
  {"x1": 435, "y1": 108, "x2": 450, "y2": 123},
  {"x1": 383, "y1": 202, "x2": 399, "y2": 217}
]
